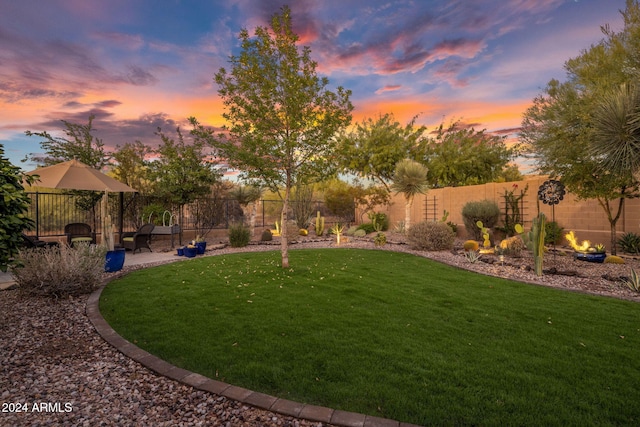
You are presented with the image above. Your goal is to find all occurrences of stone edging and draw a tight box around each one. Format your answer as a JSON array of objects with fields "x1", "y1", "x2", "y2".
[{"x1": 87, "y1": 283, "x2": 421, "y2": 427}]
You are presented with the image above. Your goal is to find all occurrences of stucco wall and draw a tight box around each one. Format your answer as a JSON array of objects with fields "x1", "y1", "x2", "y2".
[{"x1": 370, "y1": 176, "x2": 640, "y2": 247}]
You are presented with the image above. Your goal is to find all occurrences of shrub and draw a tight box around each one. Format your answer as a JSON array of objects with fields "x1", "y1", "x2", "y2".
[
  {"x1": 228, "y1": 223, "x2": 251, "y2": 247},
  {"x1": 618, "y1": 232, "x2": 640, "y2": 255},
  {"x1": 462, "y1": 200, "x2": 500, "y2": 240},
  {"x1": 13, "y1": 243, "x2": 106, "y2": 298},
  {"x1": 368, "y1": 212, "x2": 389, "y2": 231},
  {"x1": 544, "y1": 221, "x2": 564, "y2": 245},
  {"x1": 499, "y1": 235, "x2": 526, "y2": 257},
  {"x1": 407, "y1": 221, "x2": 455, "y2": 251},
  {"x1": 604, "y1": 255, "x2": 625, "y2": 264},
  {"x1": 353, "y1": 229, "x2": 366, "y2": 237},
  {"x1": 463, "y1": 240, "x2": 479, "y2": 251},
  {"x1": 374, "y1": 232, "x2": 387, "y2": 247},
  {"x1": 260, "y1": 229, "x2": 273, "y2": 241},
  {"x1": 345, "y1": 226, "x2": 358, "y2": 236},
  {"x1": 357, "y1": 223, "x2": 376, "y2": 234}
]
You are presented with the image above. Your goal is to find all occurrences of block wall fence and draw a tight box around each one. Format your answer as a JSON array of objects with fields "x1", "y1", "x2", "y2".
[{"x1": 369, "y1": 176, "x2": 640, "y2": 246}]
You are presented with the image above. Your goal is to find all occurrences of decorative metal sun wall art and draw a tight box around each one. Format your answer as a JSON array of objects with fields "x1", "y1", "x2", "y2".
[{"x1": 537, "y1": 179, "x2": 565, "y2": 205}]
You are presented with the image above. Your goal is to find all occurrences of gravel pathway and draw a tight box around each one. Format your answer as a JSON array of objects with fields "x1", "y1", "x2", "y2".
[{"x1": 2, "y1": 238, "x2": 639, "y2": 426}]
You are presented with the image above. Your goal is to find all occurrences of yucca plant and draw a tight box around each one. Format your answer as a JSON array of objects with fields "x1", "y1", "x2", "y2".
[
  {"x1": 390, "y1": 159, "x2": 428, "y2": 230},
  {"x1": 624, "y1": 268, "x2": 640, "y2": 293}
]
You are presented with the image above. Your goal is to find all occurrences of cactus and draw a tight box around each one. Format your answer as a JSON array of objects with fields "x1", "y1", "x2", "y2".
[
  {"x1": 526, "y1": 213, "x2": 546, "y2": 276},
  {"x1": 476, "y1": 221, "x2": 491, "y2": 248},
  {"x1": 315, "y1": 211, "x2": 325, "y2": 236}
]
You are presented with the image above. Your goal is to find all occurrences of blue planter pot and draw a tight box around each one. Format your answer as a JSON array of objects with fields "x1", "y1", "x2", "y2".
[
  {"x1": 196, "y1": 241, "x2": 207, "y2": 254},
  {"x1": 177, "y1": 247, "x2": 184, "y2": 256},
  {"x1": 574, "y1": 252, "x2": 606, "y2": 263},
  {"x1": 105, "y1": 248, "x2": 126, "y2": 272},
  {"x1": 183, "y1": 246, "x2": 197, "y2": 258}
]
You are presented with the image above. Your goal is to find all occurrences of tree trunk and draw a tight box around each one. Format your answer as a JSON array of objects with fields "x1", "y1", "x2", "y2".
[
  {"x1": 280, "y1": 187, "x2": 290, "y2": 269},
  {"x1": 248, "y1": 201, "x2": 258, "y2": 237},
  {"x1": 405, "y1": 196, "x2": 414, "y2": 230}
]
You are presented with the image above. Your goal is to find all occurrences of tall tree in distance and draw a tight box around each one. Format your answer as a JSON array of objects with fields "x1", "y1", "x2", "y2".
[
  {"x1": 191, "y1": 6, "x2": 353, "y2": 268},
  {"x1": 337, "y1": 113, "x2": 427, "y2": 192},
  {"x1": 24, "y1": 114, "x2": 111, "y2": 230},
  {"x1": 148, "y1": 126, "x2": 222, "y2": 243},
  {"x1": 422, "y1": 120, "x2": 516, "y2": 187},
  {"x1": 25, "y1": 114, "x2": 109, "y2": 168},
  {"x1": 111, "y1": 140, "x2": 154, "y2": 194}
]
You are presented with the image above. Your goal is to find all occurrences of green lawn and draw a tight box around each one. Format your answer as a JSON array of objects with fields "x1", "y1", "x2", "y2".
[{"x1": 100, "y1": 249, "x2": 640, "y2": 426}]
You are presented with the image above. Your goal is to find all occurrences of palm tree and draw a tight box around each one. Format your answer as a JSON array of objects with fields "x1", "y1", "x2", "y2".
[
  {"x1": 591, "y1": 83, "x2": 640, "y2": 180},
  {"x1": 390, "y1": 159, "x2": 429, "y2": 231}
]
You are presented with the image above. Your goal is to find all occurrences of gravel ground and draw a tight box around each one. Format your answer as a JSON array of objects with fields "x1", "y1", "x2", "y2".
[{"x1": 2, "y1": 236, "x2": 639, "y2": 426}]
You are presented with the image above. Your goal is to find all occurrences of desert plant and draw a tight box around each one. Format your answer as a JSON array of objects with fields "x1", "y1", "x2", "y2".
[
  {"x1": 604, "y1": 255, "x2": 625, "y2": 264},
  {"x1": 394, "y1": 221, "x2": 406, "y2": 234},
  {"x1": 498, "y1": 184, "x2": 528, "y2": 236},
  {"x1": 618, "y1": 232, "x2": 640, "y2": 255},
  {"x1": 526, "y1": 213, "x2": 546, "y2": 276},
  {"x1": 353, "y1": 229, "x2": 366, "y2": 237},
  {"x1": 330, "y1": 223, "x2": 345, "y2": 245},
  {"x1": 462, "y1": 200, "x2": 500, "y2": 240},
  {"x1": 390, "y1": 159, "x2": 429, "y2": 230},
  {"x1": 407, "y1": 221, "x2": 455, "y2": 251},
  {"x1": 544, "y1": 221, "x2": 564, "y2": 246},
  {"x1": 299, "y1": 228, "x2": 308, "y2": 236},
  {"x1": 315, "y1": 211, "x2": 325, "y2": 236},
  {"x1": 499, "y1": 235, "x2": 526, "y2": 257},
  {"x1": 476, "y1": 221, "x2": 492, "y2": 248},
  {"x1": 464, "y1": 250, "x2": 482, "y2": 263},
  {"x1": 463, "y1": 240, "x2": 479, "y2": 252},
  {"x1": 624, "y1": 268, "x2": 640, "y2": 292},
  {"x1": 13, "y1": 243, "x2": 106, "y2": 297},
  {"x1": 291, "y1": 184, "x2": 315, "y2": 229},
  {"x1": 356, "y1": 223, "x2": 376, "y2": 234},
  {"x1": 260, "y1": 229, "x2": 273, "y2": 241},
  {"x1": 368, "y1": 212, "x2": 389, "y2": 231},
  {"x1": 228, "y1": 223, "x2": 251, "y2": 247},
  {"x1": 345, "y1": 226, "x2": 358, "y2": 236},
  {"x1": 374, "y1": 232, "x2": 387, "y2": 247}
]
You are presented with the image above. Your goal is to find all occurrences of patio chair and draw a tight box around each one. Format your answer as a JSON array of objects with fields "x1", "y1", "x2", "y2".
[
  {"x1": 121, "y1": 223, "x2": 155, "y2": 253},
  {"x1": 64, "y1": 223, "x2": 96, "y2": 246},
  {"x1": 22, "y1": 233, "x2": 60, "y2": 249}
]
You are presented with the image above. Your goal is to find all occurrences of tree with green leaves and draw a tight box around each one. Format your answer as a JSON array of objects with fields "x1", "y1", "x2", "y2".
[
  {"x1": 25, "y1": 114, "x2": 111, "y2": 230},
  {"x1": 520, "y1": 1, "x2": 640, "y2": 254},
  {"x1": 0, "y1": 145, "x2": 36, "y2": 272},
  {"x1": 190, "y1": 6, "x2": 353, "y2": 268},
  {"x1": 111, "y1": 140, "x2": 154, "y2": 194},
  {"x1": 25, "y1": 114, "x2": 109, "y2": 168},
  {"x1": 148, "y1": 126, "x2": 222, "y2": 243},
  {"x1": 337, "y1": 113, "x2": 427, "y2": 192},
  {"x1": 422, "y1": 120, "x2": 516, "y2": 187},
  {"x1": 390, "y1": 159, "x2": 429, "y2": 230}
]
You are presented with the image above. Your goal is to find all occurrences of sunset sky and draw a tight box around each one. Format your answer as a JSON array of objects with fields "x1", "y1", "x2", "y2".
[{"x1": 0, "y1": 0, "x2": 628, "y2": 172}]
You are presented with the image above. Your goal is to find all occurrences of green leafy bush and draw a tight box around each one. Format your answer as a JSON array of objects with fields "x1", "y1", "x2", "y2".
[
  {"x1": 618, "y1": 232, "x2": 640, "y2": 255},
  {"x1": 544, "y1": 221, "x2": 564, "y2": 245},
  {"x1": 357, "y1": 222, "x2": 376, "y2": 234},
  {"x1": 13, "y1": 244, "x2": 106, "y2": 297},
  {"x1": 407, "y1": 221, "x2": 455, "y2": 251},
  {"x1": 462, "y1": 200, "x2": 500, "y2": 240},
  {"x1": 228, "y1": 223, "x2": 251, "y2": 247},
  {"x1": 368, "y1": 212, "x2": 389, "y2": 231}
]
